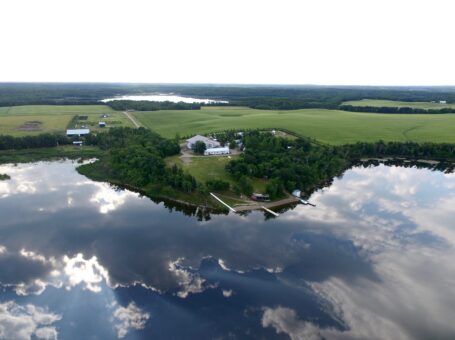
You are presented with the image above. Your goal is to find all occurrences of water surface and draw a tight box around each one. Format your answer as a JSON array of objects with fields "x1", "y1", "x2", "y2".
[
  {"x1": 0, "y1": 161, "x2": 454, "y2": 339},
  {"x1": 101, "y1": 94, "x2": 228, "y2": 104}
]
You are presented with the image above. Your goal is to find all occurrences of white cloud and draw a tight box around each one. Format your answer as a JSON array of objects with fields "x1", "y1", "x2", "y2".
[
  {"x1": 112, "y1": 302, "x2": 150, "y2": 339},
  {"x1": 0, "y1": 301, "x2": 61, "y2": 340},
  {"x1": 168, "y1": 258, "x2": 211, "y2": 298},
  {"x1": 222, "y1": 289, "x2": 233, "y2": 298},
  {"x1": 0, "y1": 0, "x2": 454, "y2": 84},
  {"x1": 63, "y1": 253, "x2": 110, "y2": 293},
  {"x1": 262, "y1": 306, "x2": 323, "y2": 340}
]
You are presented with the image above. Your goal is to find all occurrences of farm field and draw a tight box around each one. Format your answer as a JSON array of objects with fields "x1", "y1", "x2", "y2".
[
  {"x1": 342, "y1": 99, "x2": 455, "y2": 110},
  {"x1": 133, "y1": 106, "x2": 455, "y2": 144},
  {"x1": 0, "y1": 105, "x2": 132, "y2": 136}
]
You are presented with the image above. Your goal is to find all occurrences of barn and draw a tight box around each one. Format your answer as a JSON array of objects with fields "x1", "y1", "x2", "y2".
[
  {"x1": 204, "y1": 147, "x2": 230, "y2": 156},
  {"x1": 186, "y1": 135, "x2": 220, "y2": 149}
]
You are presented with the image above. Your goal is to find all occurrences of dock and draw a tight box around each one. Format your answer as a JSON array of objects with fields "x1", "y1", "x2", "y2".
[
  {"x1": 261, "y1": 206, "x2": 279, "y2": 217},
  {"x1": 300, "y1": 199, "x2": 316, "y2": 207},
  {"x1": 210, "y1": 193, "x2": 237, "y2": 213}
]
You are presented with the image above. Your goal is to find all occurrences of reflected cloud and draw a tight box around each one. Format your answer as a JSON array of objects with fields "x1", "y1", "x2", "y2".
[
  {"x1": 112, "y1": 302, "x2": 150, "y2": 339},
  {"x1": 0, "y1": 301, "x2": 61, "y2": 340},
  {"x1": 1, "y1": 161, "x2": 455, "y2": 338},
  {"x1": 63, "y1": 253, "x2": 109, "y2": 293}
]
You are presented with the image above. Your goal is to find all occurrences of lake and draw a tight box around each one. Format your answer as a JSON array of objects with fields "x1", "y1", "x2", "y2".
[
  {"x1": 0, "y1": 161, "x2": 454, "y2": 339},
  {"x1": 101, "y1": 94, "x2": 229, "y2": 104}
]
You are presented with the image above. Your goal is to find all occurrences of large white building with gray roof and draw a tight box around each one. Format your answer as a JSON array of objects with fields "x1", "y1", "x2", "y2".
[{"x1": 186, "y1": 135, "x2": 220, "y2": 150}]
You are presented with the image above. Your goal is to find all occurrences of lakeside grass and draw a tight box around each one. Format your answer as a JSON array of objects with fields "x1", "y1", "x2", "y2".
[
  {"x1": 0, "y1": 145, "x2": 104, "y2": 164},
  {"x1": 342, "y1": 99, "x2": 455, "y2": 110},
  {"x1": 0, "y1": 105, "x2": 132, "y2": 136},
  {"x1": 165, "y1": 154, "x2": 267, "y2": 193},
  {"x1": 133, "y1": 106, "x2": 455, "y2": 144}
]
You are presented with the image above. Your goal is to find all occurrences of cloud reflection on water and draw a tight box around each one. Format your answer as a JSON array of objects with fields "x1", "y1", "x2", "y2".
[{"x1": 0, "y1": 161, "x2": 454, "y2": 339}]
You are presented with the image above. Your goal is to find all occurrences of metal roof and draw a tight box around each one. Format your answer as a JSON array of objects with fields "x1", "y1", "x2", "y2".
[
  {"x1": 186, "y1": 135, "x2": 219, "y2": 144},
  {"x1": 66, "y1": 129, "x2": 90, "y2": 135}
]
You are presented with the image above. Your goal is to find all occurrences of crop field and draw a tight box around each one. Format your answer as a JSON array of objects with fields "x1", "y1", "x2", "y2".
[
  {"x1": 133, "y1": 106, "x2": 455, "y2": 144},
  {"x1": 0, "y1": 105, "x2": 132, "y2": 136},
  {"x1": 342, "y1": 99, "x2": 455, "y2": 110}
]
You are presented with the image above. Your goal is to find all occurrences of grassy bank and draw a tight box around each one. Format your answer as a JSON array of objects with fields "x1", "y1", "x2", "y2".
[
  {"x1": 77, "y1": 159, "x2": 221, "y2": 209},
  {"x1": 0, "y1": 145, "x2": 104, "y2": 164},
  {"x1": 132, "y1": 106, "x2": 455, "y2": 144}
]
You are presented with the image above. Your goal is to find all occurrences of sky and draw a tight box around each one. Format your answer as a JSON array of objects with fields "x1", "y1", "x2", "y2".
[{"x1": 0, "y1": 0, "x2": 454, "y2": 85}]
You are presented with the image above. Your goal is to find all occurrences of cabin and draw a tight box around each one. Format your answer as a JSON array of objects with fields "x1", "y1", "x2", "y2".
[
  {"x1": 66, "y1": 129, "x2": 90, "y2": 136},
  {"x1": 204, "y1": 147, "x2": 230, "y2": 156},
  {"x1": 99, "y1": 121, "x2": 106, "y2": 128},
  {"x1": 440, "y1": 100, "x2": 447, "y2": 104},
  {"x1": 73, "y1": 141, "x2": 83, "y2": 146},
  {"x1": 292, "y1": 189, "x2": 301, "y2": 198},
  {"x1": 186, "y1": 135, "x2": 221, "y2": 150},
  {"x1": 251, "y1": 193, "x2": 270, "y2": 202}
]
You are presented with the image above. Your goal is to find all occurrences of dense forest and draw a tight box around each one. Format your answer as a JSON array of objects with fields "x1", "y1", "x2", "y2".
[
  {"x1": 106, "y1": 100, "x2": 203, "y2": 111},
  {"x1": 2, "y1": 83, "x2": 455, "y2": 109},
  {"x1": 227, "y1": 132, "x2": 455, "y2": 199}
]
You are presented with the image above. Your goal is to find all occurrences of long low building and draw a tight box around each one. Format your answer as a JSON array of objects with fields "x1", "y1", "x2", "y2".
[
  {"x1": 204, "y1": 147, "x2": 230, "y2": 156},
  {"x1": 66, "y1": 129, "x2": 90, "y2": 136}
]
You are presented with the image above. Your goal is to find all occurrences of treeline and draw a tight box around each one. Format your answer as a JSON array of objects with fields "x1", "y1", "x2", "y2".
[
  {"x1": 0, "y1": 134, "x2": 72, "y2": 150},
  {"x1": 340, "y1": 105, "x2": 455, "y2": 114},
  {"x1": 341, "y1": 141, "x2": 455, "y2": 160},
  {"x1": 226, "y1": 132, "x2": 455, "y2": 199},
  {"x1": 82, "y1": 128, "x2": 201, "y2": 194},
  {"x1": 106, "y1": 100, "x2": 202, "y2": 111},
  {"x1": 2, "y1": 83, "x2": 455, "y2": 110},
  {"x1": 226, "y1": 132, "x2": 349, "y2": 198}
]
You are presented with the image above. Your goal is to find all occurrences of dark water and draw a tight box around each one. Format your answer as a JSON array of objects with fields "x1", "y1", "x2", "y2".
[{"x1": 0, "y1": 161, "x2": 454, "y2": 340}]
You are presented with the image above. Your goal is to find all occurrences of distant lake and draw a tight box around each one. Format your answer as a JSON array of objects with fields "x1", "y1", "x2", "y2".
[
  {"x1": 101, "y1": 94, "x2": 229, "y2": 104},
  {"x1": 0, "y1": 161, "x2": 454, "y2": 339}
]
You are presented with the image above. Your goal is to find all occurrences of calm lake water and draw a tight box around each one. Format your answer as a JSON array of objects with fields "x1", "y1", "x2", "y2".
[
  {"x1": 101, "y1": 94, "x2": 229, "y2": 104},
  {"x1": 0, "y1": 161, "x2": 454, "y2": 339}
]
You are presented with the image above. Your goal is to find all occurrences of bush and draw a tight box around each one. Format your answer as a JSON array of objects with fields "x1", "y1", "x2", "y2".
[{"x1": 206, "y1": 179, "x2": 230, "y2": 191}]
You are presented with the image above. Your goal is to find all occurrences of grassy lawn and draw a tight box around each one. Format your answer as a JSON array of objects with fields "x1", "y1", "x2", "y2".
[
  {"x1": 0, "y1": 105, "x2": 132, "y2": 136},
  {"x1": 166, "y1": 154, "x2": 268, "y2": 193},
  {"x1": 133, "y1": 106, "x2": 455, "y2": 144},
  {"x1": 342, "y1": 99, "x2": 455, "y2": 110},
  {"x1": 166, "y1": 154, "x2": 237, "y2": 184}
]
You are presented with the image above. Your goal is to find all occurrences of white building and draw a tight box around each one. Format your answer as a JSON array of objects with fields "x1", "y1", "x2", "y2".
[
  {"x1": 66, "y1": 129, "x2": 90, "y2": 136},
  {"x1": 440, "y1": 100, "x2": 447, "y2": 104},
  {"x1": 186, "y1": 135, "x2": 221, "y2": 149},
  {"x1": 292, "y1": 189, "x2": 301, "y2": 198},
  {"x1": 204, "y1": 147, "x2": 230, "y2": 156}
]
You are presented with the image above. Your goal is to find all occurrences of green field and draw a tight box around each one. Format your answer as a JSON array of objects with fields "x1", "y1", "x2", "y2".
[
  {"x1": 0, "y1": 105, "x2": 132, "y2": 136},
  {"x1": 166, "y1": 154, "x2": 267, "y2": 192},
  {"x1": 133, "y1": 106, "x2": 455, "y2": 144},
  {"x1": 342, "y1": 99, "x2": 455, "y2": 110}
]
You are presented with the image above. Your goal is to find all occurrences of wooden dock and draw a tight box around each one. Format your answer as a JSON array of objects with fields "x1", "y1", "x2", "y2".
[
  {"x1": 261, "y1": 206, "x2": 279, "y2": 216},
  {"x1": 210, "y1": 193, "x2": 237, "y2": 213}
]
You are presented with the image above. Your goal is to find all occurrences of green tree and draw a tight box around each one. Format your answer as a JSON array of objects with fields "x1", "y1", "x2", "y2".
[{"x1": 193, "y1": 141, "x2": 206, "y2": 155}]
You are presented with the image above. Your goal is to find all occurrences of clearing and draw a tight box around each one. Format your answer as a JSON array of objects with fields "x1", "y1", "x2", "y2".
[{"x1": 0, "y1": 105, "x2": 133, "y2": 136}]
